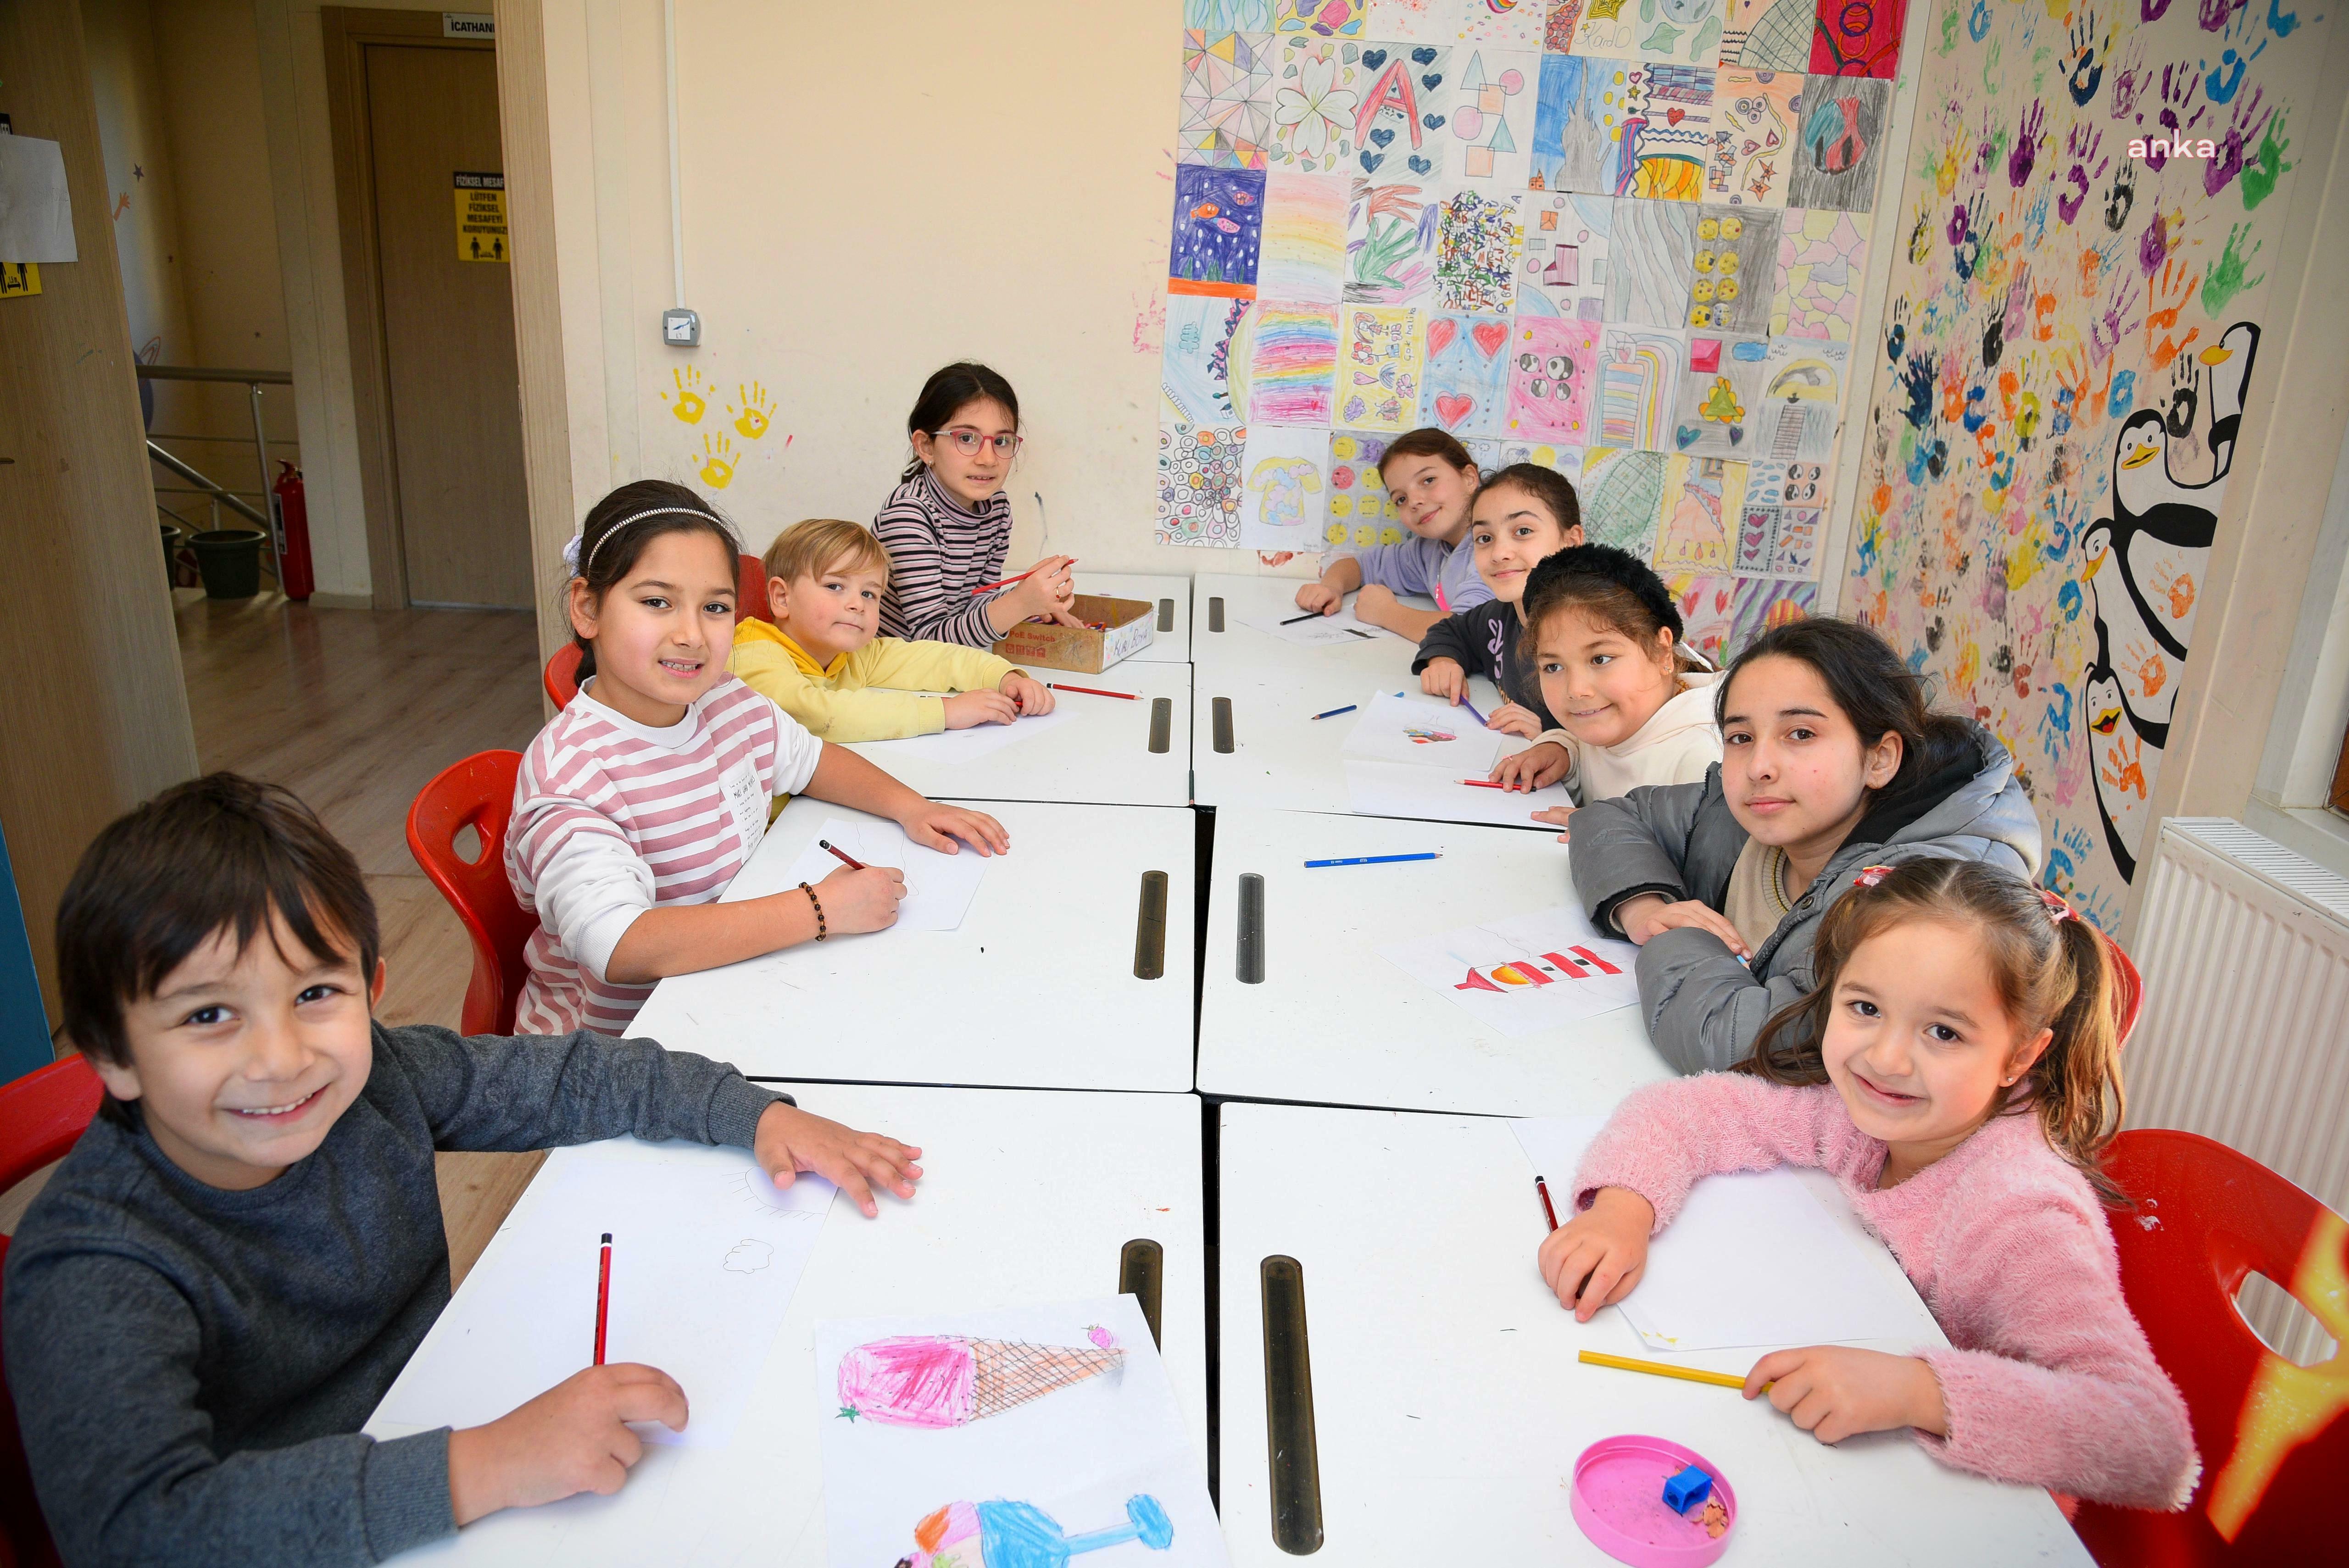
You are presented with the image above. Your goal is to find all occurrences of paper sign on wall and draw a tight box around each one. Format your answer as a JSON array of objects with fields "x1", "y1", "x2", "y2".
[
  {"x1": 0, "y1": 135, "x2": 76, "y2": 263},
  {"x1": 453, "y1": 171, "x2": 507, "y2": 263},
  {"x1": 0, "y1": 262, "x2": 39, "y2": 298}
]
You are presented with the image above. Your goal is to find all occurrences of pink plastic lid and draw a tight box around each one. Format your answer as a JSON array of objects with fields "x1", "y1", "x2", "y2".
[{"x1": 1570, "y1": 1435, "x2": 1737, "y2": 1568}]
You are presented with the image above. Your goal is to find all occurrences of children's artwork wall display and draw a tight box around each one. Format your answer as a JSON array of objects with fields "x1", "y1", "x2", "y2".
[
  {"x1": 1718, "y1": 0, "x2": 1813, "y2": 68},
  {"x1": 1664, "y1": 571, "x2": 1738, "y2": 662},
  {"x1": 1269, "y1": 34, "x2": 1364, "y2": 171},
  {"x1": 1516, "y1": 190, "x2": 1609, "y2": 319},
  {"x1": 1419, "y1": 312, "x2": 1513, "y2": 438},
  {"x1": 1169, "y1": 165, "x2": 1266, "y2": 298},
  {"x1": 1784, "y1": 74, "x2": 1888, "y2": 212},
  {"x1": 1161, "y1": 296, "x2": 1249, "y2": 424},
  {"x1": 780, "y1": 819, "x2": 992, "y2": 932},
  {"x1": 1238, "y1": 424, "x2": 1330, "y2": 547},
  {"x1": 1337, "y1": 304, "x2": 1422, "y2": 430},
  {"x1": 373, "y1": 1142, "x2": 833, "y2": 1449},
  {"x1": 1157, "y1": 423, "x2": 1247, "y2": 547},
  {"x1": 1258, "y1": 172, "x2": 1349, "y2": 301},
  {"x1": 1705, "y1": 68, "x2": 1799, "y2": 206},
  {"x1": 816, "y1": 1295, "x2": 1225, "y2": 1568},
  {"x1": 1564, "y1": 0, "x2": 1638, "y2": 56},
  {"x1": 1684, "y1": 205, "x2": 1780, "y2": 333},
  {"x1": 1530, "y1": 50, "x2": 1624, "y2": 196},
  {"x1": 1341, "y1": 689, "x2": 1507, "y2": 770},
  {"x1": 1604, "y1": 195, "x2": 1696, "y2": 327},
  {"x1": 1733, "y1": 492, "x2": 1822, "y2": 579},
  {"x1": 1179, "y1": 29, "x2": 1275, "y2": 169},
  {"x1": 1188, "y1": 0, "x2": 1275, "y2": 27},
  {"x1": 1446, "y1": 50, "x2": 1535, "y2": 185},
  {"x1": 1751, "y1": 336, "x2": 1846, "y2": 463},
  {"x1": 1617, "y1": 64, "x2": 1714, "y2": 201},
  {"x1": 1768, "y1": 207, "x2": 1865, "y2": 339},
  {"x1": 1653, "y1": 454, "x2": 1746, "y2": 573},
  {"x1": 1745, "y1": 454, "x2": 1827, "y2": 512},
  {"x1": 1671, "y1": 333, "x2": 1766, "y2": 456},
  {"x1": 1327, "y1": 428, "x2": 1404, "y2": 543},
  {"x1": 1275, "y1": 0, "x2": 1364, "y2": 33},
  {"x1": 1344, "y1": 178, "x2": 1442, "y2": 304},
  {"x1": 1432, "y1": 187, "x2": 1523, "y2": 316},
  {"x1": 1505, "y1": 315, "x2": 1599, "y2": 444},
  {"x1": 1380, "y1": 905, "x2": 1641, "y2": 1035},
  {"x1": 1731, "y1": 573, "x2": 1817, "y2": 643},
  {"x1": 1238, "y1": 301, "x2": 1340, "y2": 425},
  {"x1": 1583, "y1": 0, "x2": 1726, "y2": 65},
  {"x1": 1592, "y1": 325, "x2": 1686, "y2": 451},
  {"x1": 1807, "y1": 0, "x2": 1905, "y2": 80},
  {"x1": 1351, "y1": 41, "x2": 1447, "y2": 179},
  {"x1": 1576, "y1": 445, "x2": 1666, "y2": 556}
]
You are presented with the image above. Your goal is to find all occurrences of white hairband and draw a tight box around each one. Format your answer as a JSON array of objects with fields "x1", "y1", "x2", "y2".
[{"x1": 562, "y1": 506, "x2": 727, "y2": 577}]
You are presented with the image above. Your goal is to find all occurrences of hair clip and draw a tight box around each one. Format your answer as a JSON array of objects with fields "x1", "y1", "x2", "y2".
[
  {"x1": 1851, "y1": 864, "x2": 1896, "y2": 889},
  {"x1": 561, "y1": 533, "x2": 584, "y2": 575},
  {"x1": 2039, "y1": 887, "x2": 2076, "y2": 923}
]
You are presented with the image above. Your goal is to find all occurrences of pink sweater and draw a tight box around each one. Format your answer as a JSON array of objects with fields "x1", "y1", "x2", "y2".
[{"x1": 1573, "y1": 1074, "x2": 2197, "y2": 1509}]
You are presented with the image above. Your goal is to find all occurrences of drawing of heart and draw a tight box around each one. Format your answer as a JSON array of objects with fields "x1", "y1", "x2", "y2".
[
  {"x1": 1362, "y1": 47, "x2": 1388, "y2": 68},
  {"x1": 1471, "y1": 322, "x2": 1508, "y2": 357},
  {"x1": 1423, "y1": 113, "x2": 1446, "y2": 130},
  {"x1": 1666, "y1": 108, "x2": 1685, "y2": 125},
  {"x1": 1425, "y1": 317, "x2": 1458, "y2": 355},
  {"x1": 1408, "y1": 155, "x2": 1434, "y2": 173},
  {"x1": 1422, "y1": 73, "x2": 1443, "y2": 90},
  {"x1": 1413, "y1": 46, "x2": 1439, "y2": 63},
  {"x1": 1676, "y1": 424, "x2": 1703, "y2": 448},
  {"x1": 1360, "y1": 150, "x2": 1386, "y2": 172},
  {"x1": 1369, "y1": 127, "x2": 1396, "y2": 146},
  {"x1": 1434, "y1": 393, "x2": 1475, "y2": 427}
]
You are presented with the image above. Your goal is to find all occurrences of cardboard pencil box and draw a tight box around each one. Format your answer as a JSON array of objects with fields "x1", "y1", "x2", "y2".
[{"x1": 991, "y1": 594, "x2": 1155, "y2": 675}]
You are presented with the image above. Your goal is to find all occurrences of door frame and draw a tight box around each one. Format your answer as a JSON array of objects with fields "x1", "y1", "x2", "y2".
[{"x1": 320, "y1": 7, "x2": 501, "y2": 610}]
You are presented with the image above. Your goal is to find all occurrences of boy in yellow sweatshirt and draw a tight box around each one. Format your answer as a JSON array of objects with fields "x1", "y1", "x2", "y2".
[{"x1": 730, "y1": 518, "x2": 1055, "y2": 741}]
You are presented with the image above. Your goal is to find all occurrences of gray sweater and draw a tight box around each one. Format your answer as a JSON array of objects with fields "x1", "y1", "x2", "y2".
[
  {"x1": 1, "y1": 1023, "x2": 789, "y2": 1568},
  {"x1": 1567, "y1": 722, "x2": 2042, "y2": 1073}
]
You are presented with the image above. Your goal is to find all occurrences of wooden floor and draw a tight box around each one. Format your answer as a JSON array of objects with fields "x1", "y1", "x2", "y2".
[{"x1": 2, "y1": 591, "x2": 551, "y2": 1286}]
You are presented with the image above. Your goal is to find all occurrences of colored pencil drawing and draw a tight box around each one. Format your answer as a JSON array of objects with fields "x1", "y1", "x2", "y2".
[
  {"x1": 1506, "y1": 316, "x2": 1600, "y2": 444},
  {"x1": 1751, "y1": 337, "x2": 1847, "y2": 463},
  {"x1": 1784, "y1": 74, "x2": 1890, "y2": 212},
  {"x1": 1269, "y1": 35, "x2": 1364, "y2": 171},
  {"x1": 1156, "y1": 422, "x2": 1246, "y2": 548},
  {"x1": 1337, "y1": 304, "x2": 1422, "y2": 430},
  {"x1": 1161, "y1": 295, "x2": 1249, "y2": 425},
  {"x1": 1665, "y1": 572, "x2": 1739, "y2": 663},
  {"x1": 1186, "y1": 0, "x2": 1274, "y2": 26},
  {"x1": 1730, "y1": 574, "x2": 1817, "y2": 650},
  {"x1": 721, "y1": 1239, "x2": 774, "y2": 1274},
  {"x1": 1576, "y1": 446, "x2": 1667, "y2": 556},
  {"x1": 1808, "y1": 0, "x2": 1905, "y2": 80},
  {"x1": 1768, "y1": 207, "x2": 1866, "y2": 339},
  {"x1": 1329, "y1": 429, "x2": 1406, "y2": 544},
  {"x1": 1379, "y1": 906, "x2": 1641, "y2": 1036},
  {"x1": 1530, "y1": 51, "x2": 1626, "y2": 196},
  {"x1": 1447, "y1": 50, "x2": 1536, "y2": 185},
  {"x1": 1344, "y1": 178, "x2": 1441, "y2": 303},
  {"x1": 1605, "y1": 196, "x2": 1696, "y2": 328},
  {"x1": 1734, "y1": 495, "x2": 1823, "y2": 578},
  {"x1": 1707, "y1": 69, "x2": 1800, "y2": 206},
  {"x1": 902, "y1": 1495, "x2": 1174, "y2": 1568},
  {"x1": 1169, "y1": 165, "x2": 1266, "y2": 298},
  {"x1": 1180, "y1": 30, "x2": 1275, "y2": 169},
  {"x1": 1239, "y1": 425, "x2": 1330, "y2": 546},
  {"x1": 1351, "y1": 42, "x2": 1447, "y2": 179},
  {"x1": 1433, "y1": 188, "x2": 1523, "y2": 315},
  {"x1": 1275, "y1": 0, "x2": 1364, "y2": 34},
  {"x1": 1420, "y1": 313, "x2": 1513, "y2": 438},
  {"x1": 1617, "y1": 64, "x2": 1716, "y2": 200},
  {"x1": 1258, "y1": 172, "x2": 1348, "y2": 301},
  {"x1": 1237, "y1": 302, "x2": 1339, "y2": 424},
  {"x1": 1592, "y1": 0, "x2": 1726, "y2": 65},
  {"x1": 1686, "y1": 205, "x2": 1781, "y2": 333},
  {"x1": 1653, "y1": 453, "x2": 1746, "y2": 572},
  {"x1": 1745, "y1": 455, "x2": 1830, "y2": 514},
  {"x1": 1516, "y1": 191, "x2": 1610, "y2": 320},
  {"x1": 1594, "y1": 325, "x2": 1687, "y2": 451},
  {"x1": 1671, "y1": 333, "x2": 1768, "y2": 456},
  {"x1": 837, "y1": 1335, "x2": 1127, "y2": 1429},
  {"x1": 1719, "y1": 0, "x2": 1813, "y2": 68}
]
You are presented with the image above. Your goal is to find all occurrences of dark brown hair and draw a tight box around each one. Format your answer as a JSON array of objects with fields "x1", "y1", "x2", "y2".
[
  {"x1": 1521, "y1": 542, "x2": 1681, "y2": 660},
  {"x1": 57, "y1": 774, "x2": 380, "y2": 1071},
  {"x1": 903, "y1": 361, "x2": 1022, "y2": 482},
  {"x1": 567, "y1": 479, "x2": 740, "y2": 681},
  {"x1": 1472, "y1": 462, "x2": 1583, "y2": 539},
  {"x1": 1741, "y1": 859, "x2": 2126, "y2": 1201},
  {"x1": 1373, "y1": 426, "x2": 1478, "y2": 481},
  {"x1": 1718, "y1": 617, "x2": 1976, "y2": 801}
]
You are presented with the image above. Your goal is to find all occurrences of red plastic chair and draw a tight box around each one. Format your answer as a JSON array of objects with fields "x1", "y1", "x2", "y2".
[
  {"x1": 2073, "y1": 1130, "x2": 2348, "y2": 1563},
  {"x1": 2104, "y1": 932, "x2": 2144, "y2": 1047},
  {"x1": 541, "y1": 554, "x2": 770, "y2": 710},
  {"x1": 406, "y1": 751, "x2": 537, "y2": 1037},
  {"x1": 0, "y1": 1054, "x2": 104, "y2": 1568}
]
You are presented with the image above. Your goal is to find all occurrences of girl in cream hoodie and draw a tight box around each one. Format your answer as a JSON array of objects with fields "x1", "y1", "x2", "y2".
[{"x1": 1484, "y1": 545, "x2": 1722, "y2": 835}]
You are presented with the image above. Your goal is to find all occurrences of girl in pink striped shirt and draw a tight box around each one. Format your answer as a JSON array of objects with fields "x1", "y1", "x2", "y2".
[
  {"x1": 508, "y1": 480, "x2": 1008, "y2": 1036},
  {"x1": 1539, "y1": 860, "x2": 2196, "y2": 1509}
]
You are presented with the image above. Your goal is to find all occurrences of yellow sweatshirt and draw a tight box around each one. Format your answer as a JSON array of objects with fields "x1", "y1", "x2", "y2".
[{"x1": 728, "y1": 620, "x2": 1015, "y2": 741}]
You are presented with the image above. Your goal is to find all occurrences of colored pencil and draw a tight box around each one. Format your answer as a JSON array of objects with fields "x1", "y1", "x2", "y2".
[
  {"x1": 818, "y1": 839, "x2": 866, "y2": 871},
  {"x1": 1460, "y1": 697, "x2": 1488, "y2": 726},
  {"x1": 594, "y1": 1232, "x2": 612, "y2": 1366},
  {"x1": 1309, "y1": 703, "x2": 1358, "y2": 721},
  {"x1": 1280, "y1": 610, "x2": 1319, "y2": 624},
  {"x1": 1458, "y1": 778, "x2": 1508, "y2": 790},
  {"x1": 1536, "y1": 1175, "x2": 1559, "y2": 1232},
  {"x1": 971, "y1": 558, "x2": 1077, "y2": 594},
  {"x1": 1046, "y1": 682, "x2": 1137, "y2": 700},
  {"x1": 1302, "y1": 851, "x2": 1442, "y2": 868},
  {"x1": 1345, "y1": 628, "x2": 1375, "y2": 639},
  {"x1": 1578, "y1": 1350, "x2": 1763, "y2": 1392}
]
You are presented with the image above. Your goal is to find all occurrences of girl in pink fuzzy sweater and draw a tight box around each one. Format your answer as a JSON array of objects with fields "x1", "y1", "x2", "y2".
[{"x1": 1538, "y1": 859, "x2": 2197, "y2": 1510}]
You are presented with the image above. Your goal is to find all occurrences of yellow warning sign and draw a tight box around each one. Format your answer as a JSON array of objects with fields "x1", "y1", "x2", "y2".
[
  {"x1": 0, "y1": 262, "x2": 41, "y2": 298},
  {"x1": 453, "y1": 171, "x2": 507, "y2": 263}
]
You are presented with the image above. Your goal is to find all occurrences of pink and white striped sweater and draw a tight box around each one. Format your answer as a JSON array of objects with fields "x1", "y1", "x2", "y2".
[{"x1": 1573, "y1": 1073, "x2": 2197, "y2": 1509}]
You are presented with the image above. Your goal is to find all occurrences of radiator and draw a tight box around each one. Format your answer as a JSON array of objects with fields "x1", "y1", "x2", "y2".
[{"x1": 2126, "y1": 818, "x2": 2349, "y2": 1363}]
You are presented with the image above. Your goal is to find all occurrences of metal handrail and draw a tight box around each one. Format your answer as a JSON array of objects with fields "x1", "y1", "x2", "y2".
[
  {"x1": 148, "y1": 440, "x2": 269, "y2": 529},
  {"x1": 135, "y1": 365, "x2": 292, "y2": 385},
  {"x1": 135, "y1": 366, "x2": 293, "y2": 583}
]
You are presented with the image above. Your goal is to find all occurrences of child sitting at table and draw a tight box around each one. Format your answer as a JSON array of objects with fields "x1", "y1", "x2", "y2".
[
  {"x1": 1292, "y1": 428, "x2": 1487, "y2": 640},
  {"x1": 1411, "y1": 464, "x2": 1586, "y2": 737},
  {"x1": 1537, "y1": 859, "x2": 2195, "y2": 1509},
  {"x1": 1484, "y1": 544, "x2": 1722, "y2": 835},
  {"x1": 730, "y1": 517, "x2": 1053, "y2": 742},
  {"x1": 2, "y1": 774, "x2": 926, "y2": 1565},
  {"x1": 515, "y1": 480, "x2": 1008, "y2": 1037}
]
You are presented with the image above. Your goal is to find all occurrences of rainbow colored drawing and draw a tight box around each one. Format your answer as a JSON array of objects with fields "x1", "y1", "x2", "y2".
[
  {"x1": 1401, "y1": 726, "x2": 1458, "y2": 744},
  {"x1": 836, "y1": 1335, "x2": 1124, "y2": 1429},
  {"x1": 906, "y1": 1495, "x2": 1174, "y2": 1568}
]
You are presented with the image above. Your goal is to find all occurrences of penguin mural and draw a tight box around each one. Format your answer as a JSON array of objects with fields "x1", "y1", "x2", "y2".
[{"x1": 2078, "y1": 322, "x2": 2260, "y2": 882}]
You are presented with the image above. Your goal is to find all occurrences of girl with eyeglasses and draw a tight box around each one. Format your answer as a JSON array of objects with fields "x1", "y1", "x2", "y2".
[{"x1": 872, "y1": 362, "x2": 1082, "y2": 648}]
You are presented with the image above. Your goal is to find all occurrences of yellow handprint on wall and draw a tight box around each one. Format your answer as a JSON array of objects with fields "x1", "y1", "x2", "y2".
[
  {"x1": 729, "y1": 380, "x2": 775, "y2": 441},
  {"x1": 664, "y1": 366, "x2": 709, "y2": 425},
  {"x1": 698, "y1": 432, "x2": 737, "y2": 489}
]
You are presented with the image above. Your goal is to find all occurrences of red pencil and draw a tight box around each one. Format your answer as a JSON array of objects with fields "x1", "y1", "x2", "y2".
[
  {"x1": 1535, "y1": 1176, "x2": 1559, "y2": 1232},
  {"x1": 818, "y1": 838, "x2": 866, "y2": 871},
  {"x1": 1458, "y1": 778, "x2": 1509, "y2": 790},
  {"x1": 594, "y1": 1232, "x2": 612, "y2": 1365},
  {"x1": 1046, "y1": 682, "x2": 1137, "y2": 700},
  {"x1": 971, "y1": 557, "x2": 1078, "y2": 594}
]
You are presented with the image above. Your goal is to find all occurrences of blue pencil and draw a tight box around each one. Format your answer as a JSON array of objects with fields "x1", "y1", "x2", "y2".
[
  {"x1": 1460, "y1": 696, "x2": 1488, "y2": 725},
  {"x1": 1303, "y1": 851, "x2": 1442, "y2": 868},
  {"x1": 1309, "y1": 703, "x2": 1358, "y2": 721}
]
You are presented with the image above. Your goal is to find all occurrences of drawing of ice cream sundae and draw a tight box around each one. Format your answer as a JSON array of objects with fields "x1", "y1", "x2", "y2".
[{"x1": 836, "y1": 1335, "x2": 1124, "y2": 1428}]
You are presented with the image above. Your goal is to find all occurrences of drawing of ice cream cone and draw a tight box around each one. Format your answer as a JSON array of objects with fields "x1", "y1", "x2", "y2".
[
  {"x1": 837, "y1": 1335, "x2": 1124, "y2": 1429},
  {"x1": 900, "y1": 1494, "x2": 1174, "y2": 1568}
]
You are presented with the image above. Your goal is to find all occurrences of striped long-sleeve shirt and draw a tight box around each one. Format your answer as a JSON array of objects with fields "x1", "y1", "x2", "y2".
[
  {"x1": 873, "y1": 470, "x2": 1015, "y2": 648},
  {"x1": 506, "y1": 675, "x2": 825, "y2": 1034}
]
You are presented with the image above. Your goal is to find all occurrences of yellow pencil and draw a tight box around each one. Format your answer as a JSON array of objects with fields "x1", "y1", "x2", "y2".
[{"x1": 1578, "y1": 1349, "x2": 1766, "y2": 1391}]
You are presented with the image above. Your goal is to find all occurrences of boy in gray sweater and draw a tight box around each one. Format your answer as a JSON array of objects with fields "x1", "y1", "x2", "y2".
[{"x1": 2, "y1": 774, "x2": 922, "y2": 1566}]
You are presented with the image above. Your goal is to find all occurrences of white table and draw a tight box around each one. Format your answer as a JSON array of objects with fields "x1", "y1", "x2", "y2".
[
  {"x1": 1188, "y1": 571, "x2": 1430, "y2": 677},
  {"x1": 842, "y1": 659, "x2": 1192, "y2": 808},
  {"x1": 1215, "y1": 1103, "x2": 2093, "y2": 1566},
  {"x1": 373, "y1": 1084, "x2": 1209, "y2": 1566},
  {"x1": 1077, "y1": 571, "x2": 1191, "y2": 665},
  {"x1": 631, "y1": 795, "x2": 1197, "y2": 1091},
  {"x1": 1196, "y1": 809, "x2": 1668, "y2": 1116}
]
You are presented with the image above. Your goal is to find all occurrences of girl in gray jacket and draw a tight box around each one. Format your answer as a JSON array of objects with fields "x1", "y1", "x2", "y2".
[{"x1": 1568, "y1": 618, "x2": 2042, "y2": 1074}]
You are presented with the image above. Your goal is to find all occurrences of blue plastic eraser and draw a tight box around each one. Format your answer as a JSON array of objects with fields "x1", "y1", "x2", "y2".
[{"x1": 1662, "y1": 1464, "x2": 1713, "y2": 1512}]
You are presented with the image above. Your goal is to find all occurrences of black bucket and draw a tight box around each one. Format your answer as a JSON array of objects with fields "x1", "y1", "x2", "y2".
[
  {"x1": 160, "y1": 522, "x2": 184, "y2": 585},
  {"x1": 191, "y1": 529, "x2": 267, "y2": 600}
]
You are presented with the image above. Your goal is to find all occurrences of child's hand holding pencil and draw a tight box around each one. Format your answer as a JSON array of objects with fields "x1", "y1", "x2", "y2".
[{"x1": 1537, "y1": 1185, "x2": 1655, "y2": 1321}]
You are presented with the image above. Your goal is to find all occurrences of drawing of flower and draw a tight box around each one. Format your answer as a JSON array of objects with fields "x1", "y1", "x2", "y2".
[{"x1": 1274, "y1": 53, "x2": 1356, "y2": 166}]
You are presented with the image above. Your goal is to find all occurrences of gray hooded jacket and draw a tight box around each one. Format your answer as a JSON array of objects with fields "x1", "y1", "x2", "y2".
[{"x1": 1568, "y1": 721, "x2": 2043, "y2": 1074}]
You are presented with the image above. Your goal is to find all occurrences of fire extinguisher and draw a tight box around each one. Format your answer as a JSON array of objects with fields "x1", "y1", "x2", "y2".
[{"x1": 268, "y1": 461, "x2": 315, "y2": 601}]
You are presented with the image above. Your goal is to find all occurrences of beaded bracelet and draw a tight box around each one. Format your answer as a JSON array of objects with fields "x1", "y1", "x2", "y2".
[{"x1": 798, "y1": 880, "x2": 826, "y2": 940}]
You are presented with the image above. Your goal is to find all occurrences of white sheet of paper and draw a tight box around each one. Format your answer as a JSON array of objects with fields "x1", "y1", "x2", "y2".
[
  {"x1": 816, "y1": 1295, "x2": 1227, "y2": 1568},
  {"x1": 1339, "y1": 690, "x2": 1504, "y2": 771},
  {"x1": 1511, "y1": 1117, "x2": 1930, "y2": 1352},
  {"x1": 1235, "y1": 601, "x2": 1405, "y2": 647},
  {"x1": 778, "y1": 817, "x2": 990, "y2": 932},
  {"x1": 1344, "y1": 759, "x2": 1574, "y2": 826},
  {"x1": 1379, "y1": 906, "x2": 1641, "y2": 1036},
  {"x1": 852, "y1": 701, "x2": 1076, "y2": 765},
  {"x1": 373, "y1": 1142, "x2": 833, "y2": 1447},
  {"x1": 0, "y1": 136, "x2": 75, "y2": 263}
]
